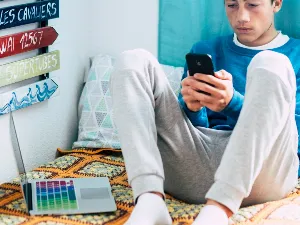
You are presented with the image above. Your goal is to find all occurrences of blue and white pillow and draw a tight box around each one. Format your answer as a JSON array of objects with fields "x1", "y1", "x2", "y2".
[{"x1": 72, "y1": 54, "x2": 183, "y2": 149}]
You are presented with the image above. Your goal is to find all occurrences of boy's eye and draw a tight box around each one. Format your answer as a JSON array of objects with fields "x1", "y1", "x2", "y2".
[
  {"x1": 228, "y1": 4, "x2": 238, "y2": 8},
  {"x1": 249, "y1": 4, "x2": 259, "y2": 7}
]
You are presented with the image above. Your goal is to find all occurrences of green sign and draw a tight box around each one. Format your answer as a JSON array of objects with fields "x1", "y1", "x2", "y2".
[{"x1": 0, "y1": 50, "x2": 60, "y2": 87}]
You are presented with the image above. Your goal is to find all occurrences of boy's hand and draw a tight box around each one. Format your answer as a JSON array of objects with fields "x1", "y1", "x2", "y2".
[
  {"x1": 181, "y1": 70, "x2": 234, "y2": 112},
  {"x1": 181, "y1": 72, "x2": 204, "y2": 112}
]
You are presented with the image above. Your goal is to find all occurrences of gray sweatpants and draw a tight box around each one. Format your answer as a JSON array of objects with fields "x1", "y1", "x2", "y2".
[{"x1": 110, "y1": 49, "x2": 299, "y2": 213}]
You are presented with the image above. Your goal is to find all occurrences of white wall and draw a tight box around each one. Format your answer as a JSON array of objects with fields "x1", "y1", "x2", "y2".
[
  {"x1": 0, "y1": 0, "x2": 158, "y2": 183},
  {"x1": 89, "y1": 0, "x2": 159, "y2": 58}
]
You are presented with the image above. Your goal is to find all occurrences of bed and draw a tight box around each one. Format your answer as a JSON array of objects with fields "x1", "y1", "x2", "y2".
[
  {"x1": 0, "y1": 148, "x2": 299, "y2": 225},
  {"x1": 2, "y1": 54, "x2": 298, "y2": 224}
]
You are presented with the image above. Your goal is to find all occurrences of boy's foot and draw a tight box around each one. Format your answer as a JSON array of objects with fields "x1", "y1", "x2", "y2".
[
  {"x1": 192, "y1": 205, "x2": 229, "y2": 225},
  {"x1": 125, "y1": 193, "x2": 172, "y2": 225}
]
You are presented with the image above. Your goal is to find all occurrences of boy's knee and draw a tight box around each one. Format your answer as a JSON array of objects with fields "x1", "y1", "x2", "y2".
[
  {"x1": 110, "y1": 49, "x2": 158, "y2": 90},
  {"x1": 114, "y1": 48, "x2": 158, "y2": 73},
  {"x1": 247, "y1": 50, "x2": 296, "y2": 92}
]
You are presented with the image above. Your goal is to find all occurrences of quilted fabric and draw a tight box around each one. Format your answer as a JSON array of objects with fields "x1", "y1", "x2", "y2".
[
  {"x1": 72, "y1": 54, "x2": 184, "y2": 150},
  {"x1": 0, "y1": 150, "x2": 299, "y2": 225}
]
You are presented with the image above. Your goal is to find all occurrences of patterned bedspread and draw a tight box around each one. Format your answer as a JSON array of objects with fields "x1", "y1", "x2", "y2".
[{"x1": 0, "y1": 149, "x2": 299, "y2": 225}]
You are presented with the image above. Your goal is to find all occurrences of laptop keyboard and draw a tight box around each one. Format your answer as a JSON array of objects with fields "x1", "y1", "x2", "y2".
[{"x1": 36, "y1": 180, "x2": 78, "y2": 211}]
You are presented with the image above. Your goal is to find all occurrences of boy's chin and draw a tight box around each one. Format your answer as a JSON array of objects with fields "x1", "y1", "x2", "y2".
[{"x1": 237, "y1": 35, "x2": 259, "y2": 46}]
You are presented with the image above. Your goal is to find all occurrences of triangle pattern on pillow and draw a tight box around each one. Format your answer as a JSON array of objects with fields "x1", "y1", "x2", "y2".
[
  {"x1": 95, "y1": 112, "x2": 106, "y2": 127},
  {"x1": 88, "y1": 70, "x2": 97, "y2": 81},
  {"x1": 79, "y1": 112, "x2": 90, "y2": 127},
  {"x1": 102, "y1": 114, "x2": 113, "y2": 128},
  {"x1": 102, "y1": 69, "x2": 112, "y2": 81},
  {"x1": 89, "y1": 95, "x2": 102, "y2": 110},
  {"x1": 86, "y1": 114, "x2": 97, "y2": 128},
  {"x1": 105, "y1": 97, "x2": 112, "y2": 113},
  {"x1": 96, "y1": 98, "x2": 107, "y2": 112},
  {"x1": 86, "y1": 81, "x2": 97, "y2": 94},
  {"x1": 83, "y1": 100, "x2": 91, "y2": 112},
  {"x1": 101, "y1": 81, "x2": 109, "y2": 95}
]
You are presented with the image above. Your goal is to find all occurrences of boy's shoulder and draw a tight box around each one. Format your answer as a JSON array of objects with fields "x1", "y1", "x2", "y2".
[
  {"x1": 279, "y1": 37, "x2": 300, "y2": 57},
  {"x1": 291, "y1": 37, "x2": 300, "y2": 43},
  {"x1": 288, "y1": 37, "x2": 300, "y2": 48},
  {"x1": 277, "y1": 37, "x2": 300, "y2": 76},
  {"x1": 285, "y1": 37, "x2": 300, "y2": 49}
]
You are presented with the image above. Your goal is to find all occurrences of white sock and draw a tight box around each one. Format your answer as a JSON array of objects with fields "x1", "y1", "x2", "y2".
[
  {"x1": 192, "y1": 205, "x2": 229, "y2": 225},
  {"x1": 125, "y1": 193, "x2": 172, "y2": 225}
]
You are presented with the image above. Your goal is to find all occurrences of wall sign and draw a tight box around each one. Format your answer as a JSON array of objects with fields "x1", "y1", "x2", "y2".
[
  {"x1": 0, "y1": 0, "x2": 59, "y2": 30},
  {"x1": 0, "y1": 26, "x2": 58, "y2": 58},
  {"x1": 0, "y1": 50, "x2": 60, "y2": 87},
  {"x1": 0, "y1": 78, "x2": 58, "y2": 115}
]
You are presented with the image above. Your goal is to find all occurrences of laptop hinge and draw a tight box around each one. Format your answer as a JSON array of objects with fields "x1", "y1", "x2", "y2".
[{"x1": 23, "y1": 183, "x2": 33, "y2": 211}]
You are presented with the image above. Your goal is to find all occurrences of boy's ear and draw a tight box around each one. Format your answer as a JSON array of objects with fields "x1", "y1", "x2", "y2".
[{"x1": 273, "y1": 0, "x2": 283, "y2": 13}]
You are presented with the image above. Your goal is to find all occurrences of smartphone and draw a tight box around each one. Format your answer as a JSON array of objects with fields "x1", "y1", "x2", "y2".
[
  {"x1": 185, "y1": 53, "x2": 215, "y2": 95},
  {"x1": 185, "y1": 53, "x2": 215, "y2": 76}
]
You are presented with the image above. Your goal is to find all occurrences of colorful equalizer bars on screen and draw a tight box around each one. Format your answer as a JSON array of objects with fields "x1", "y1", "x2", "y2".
[{"x1": 36, "y1": 180, "x2": 78, "y2": 211}]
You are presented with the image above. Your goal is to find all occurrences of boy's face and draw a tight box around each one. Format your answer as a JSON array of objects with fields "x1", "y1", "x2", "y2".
[{"x1": 225, "y1": 0, "x2": 282, "y2": 46}]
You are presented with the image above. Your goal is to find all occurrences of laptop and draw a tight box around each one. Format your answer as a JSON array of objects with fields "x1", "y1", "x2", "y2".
[{"x1": 9, "y1": 109, "x2": 117, "y2": 215}]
